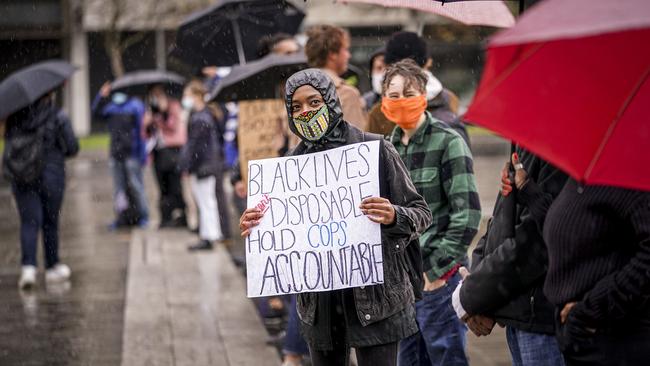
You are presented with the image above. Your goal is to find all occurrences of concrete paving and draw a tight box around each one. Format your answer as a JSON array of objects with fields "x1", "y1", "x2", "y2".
[{"x1": 0, "y1": 135, "x2": 514, "y2": 366}]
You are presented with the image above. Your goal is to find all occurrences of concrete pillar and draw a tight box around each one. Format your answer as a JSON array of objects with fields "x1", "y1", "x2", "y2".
[
  {"x1": 155, "y1": 29, "x2": 166, "y2": 71},
  {"x1": 63, "y1": 0, "x2": 91, "y2": 136}
]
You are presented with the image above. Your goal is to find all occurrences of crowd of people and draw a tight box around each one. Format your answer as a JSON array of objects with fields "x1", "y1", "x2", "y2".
[{"x1": 2, "y1": 22, "x2": 648, "y2": 366}]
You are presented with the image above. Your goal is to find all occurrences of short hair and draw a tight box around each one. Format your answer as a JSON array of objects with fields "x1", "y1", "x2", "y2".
[
  {"x1": 382, "y1": 59, "x2": 428, "y2": 95},
  {"x1": 185, "y1": 79, "x2": 207, "y2": 98},
  {"x1": 305, "y1": 25, "x2": 349, "y2": 68},
  {"x1": 384, "y1": 31, "x2": 428, "y2": 67},
  {"x1": 257, "y1": 32, "x2": 294, "y2": 58}
]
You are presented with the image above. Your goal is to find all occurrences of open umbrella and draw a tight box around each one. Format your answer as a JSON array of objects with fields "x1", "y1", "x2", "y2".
[
  {"x1": 464, "y1": 0, "x2": 650, "y2": 191},
  {"x1": 173, "y1": 0, "x2": 304, "y2": 67},
  {"x1": 111, "y1": 70, "x2": 186, "y2": 97},
  {"x1": 0, "y1": 60, "x2": 77, "y2": 119},
  {"x1": 207, "y1": 52, "x2": 307, "y2": 102},
  {"x1": 339, "y1": 0, "x2": 515, "y2": 28}
]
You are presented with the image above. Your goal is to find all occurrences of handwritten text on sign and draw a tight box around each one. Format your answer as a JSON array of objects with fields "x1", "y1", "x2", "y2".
[{"x1": 246, "y1": 141, "x2": 383, "y2": 297}]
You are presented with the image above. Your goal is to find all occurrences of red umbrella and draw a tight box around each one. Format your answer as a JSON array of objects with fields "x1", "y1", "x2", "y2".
[
  {"x1": 339, "y1": 0, "x2": 515, "y2": 28},
  {"x1": 464, "y1": 0, "x2": 650, "y2": 191}
]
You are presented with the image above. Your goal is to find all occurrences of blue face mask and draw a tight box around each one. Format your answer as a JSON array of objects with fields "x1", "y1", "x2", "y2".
[{"x1": 112, "y1": 92, "x2": 128, "y2": 105}]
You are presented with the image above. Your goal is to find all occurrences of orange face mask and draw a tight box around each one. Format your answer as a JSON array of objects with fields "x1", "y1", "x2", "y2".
[{"x1": 381, "y1": 95, "x2": 427, "y2": 130}]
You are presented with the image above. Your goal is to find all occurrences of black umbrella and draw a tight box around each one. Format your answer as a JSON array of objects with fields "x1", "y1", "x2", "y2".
[
  {"x1": 111, "y1": 70, "x2": 186, "y2": 97},
  {"x1": 0, "y1": 59, "x2": 77, "y2": 119},
  {"x1": 207, "y1": 52, "x2": 307, "y2": 102},
  {"x1": 173, "y1": 0, "x2": 305, "y2": 67}
]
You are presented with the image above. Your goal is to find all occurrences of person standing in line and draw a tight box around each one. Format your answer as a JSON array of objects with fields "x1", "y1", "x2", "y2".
[
  {"x1": 240, "y1": 68, "x2": 432, "y2": 366},
  {"x1": 3, "y1": 92, "x2": 79, "y2": 289},
  {"x1": 451, "y1": 147, "x2": 568, "y2": 366},
  {"x1": 305, "y1": 25, "x2": 368, "y2": 131},
  {"x1": 144, "y1": 85, "x2": 188, "y2": 228},
  {"x1": 501, "y1": 155, "x2": 650, "y2": 365},
  {"x1": 180, "y1": 80, "x2": 223, "y2": 251},
  {"x1": 92, "y1": 82, "x2": 149, "y2": 229},
  {"x1": 382, "y1": 59, "x2": 481, "y2": 366}
]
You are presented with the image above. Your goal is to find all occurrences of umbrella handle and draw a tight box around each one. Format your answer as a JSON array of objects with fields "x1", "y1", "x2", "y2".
[{"x1": 231, "y1": 19, "x2": 246, "y2": 65}]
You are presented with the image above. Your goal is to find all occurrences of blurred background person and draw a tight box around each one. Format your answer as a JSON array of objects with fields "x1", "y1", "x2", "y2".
[
  {"x1": 3, "y1": 91, "x2": 79, "y2": 289},
  {"x1": 92, "y1": 82, "x2": 149, "y2": 229},
  {"x1": 305, "y1": 25, "x2": 367, "y2": 131},
  {"x1": 144, "y1": 85, "x2": 188, "y2": 229},
  {"x1": 179, "y1": 80, "x2": 223, "y2": 251},
  {"x1": 363, "y1": 47, "x2": 386, "y2": 112}
]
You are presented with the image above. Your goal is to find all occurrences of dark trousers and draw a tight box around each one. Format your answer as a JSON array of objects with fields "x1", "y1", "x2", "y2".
[
  {"x1": 214, "y1": 170, "x2": 230, "y2": 239},
  {"x1": 308, "y1": 290, "x2": 399, "y2": 366},
  {"x1": 12, "y1": 166, "x2": 64, "y2": 269},
  {"x1": 310, "y1": 341, "x2": 398, "y2": 366},
  {"x1": 556, "y1": 310, "x2": 650, "y2": 366},
  {"x1": 153, "y1": 147, "x2": 186, "y2": 223}
]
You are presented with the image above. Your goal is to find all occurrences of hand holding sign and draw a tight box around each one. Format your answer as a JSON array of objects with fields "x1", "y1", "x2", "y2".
[
  {"x1": 360, "y1": 197, "x2": 395, "y2": 225},
  {"x1": 240, "y1": 208, "x2": 264, "y2": 238}
]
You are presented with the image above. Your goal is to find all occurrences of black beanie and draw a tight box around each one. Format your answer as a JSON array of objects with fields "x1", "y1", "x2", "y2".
[{"x1": 384, "y1": 31, "x2": 427, "y2": 67}]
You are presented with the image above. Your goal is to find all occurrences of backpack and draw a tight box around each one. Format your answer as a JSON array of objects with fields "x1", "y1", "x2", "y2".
[
  {"x1": 363, "y1": 132, "x2": 425, "y2": 301},
  {"x1": 2, "y1": 119, "x2": 48, "y2": 185}
]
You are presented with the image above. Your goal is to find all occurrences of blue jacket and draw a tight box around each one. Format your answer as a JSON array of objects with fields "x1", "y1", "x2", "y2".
[{"x1": 92, "y1": 93, "x2": 146, "y2": 163}]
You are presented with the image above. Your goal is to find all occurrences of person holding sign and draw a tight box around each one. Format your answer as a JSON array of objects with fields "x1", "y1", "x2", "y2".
[
  {"x1": 383, "y1": 59, "x2": 481, "y2": 366},
  {"x1": 240, "y1": 68, "x2": 432, "y2": 366}
]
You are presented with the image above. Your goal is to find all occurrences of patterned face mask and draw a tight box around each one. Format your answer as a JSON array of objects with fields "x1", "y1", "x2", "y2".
[{"x1": 292, "y1": 105, "x2": 330, "y2": 141}]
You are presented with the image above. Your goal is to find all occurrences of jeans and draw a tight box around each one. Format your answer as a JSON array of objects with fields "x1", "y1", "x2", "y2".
[
  {"x1": 399, "y1": 272, "x2": 469, "y2": 366},
  {"x1": 110, "y1": 158, "x2": 148, "y2": 221},
  {"x1": 12, "y1": 165, "x2": 65, "y2": 269},
  {"x1": 506, "y1": 326, "x2": 565, "y2": 366},
  {"x1": 214, "y1": 170, "x2": 231, "y2": 239},
  {"x1": 283, "y1": 295, "x2": 310, "y2": 356}
]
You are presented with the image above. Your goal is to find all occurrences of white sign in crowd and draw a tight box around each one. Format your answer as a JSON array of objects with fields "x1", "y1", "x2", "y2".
[{"x1": 245, "y1": 141, "x2": 383, "y2": 298}]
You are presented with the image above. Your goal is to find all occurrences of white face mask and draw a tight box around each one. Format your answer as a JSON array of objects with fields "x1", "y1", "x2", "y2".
[
  {"x1": 371, "y1": 72, "x2": 384, "y2": 95},
  {"x1": 181, "y1": 96, "x2": 194, "y2": 111},
  {"x1": 112, "y1": 92, "x2": 128, "y2": 105},
  {"x1": 424, "y1": 70, "x2": 443, "y2": 100}
]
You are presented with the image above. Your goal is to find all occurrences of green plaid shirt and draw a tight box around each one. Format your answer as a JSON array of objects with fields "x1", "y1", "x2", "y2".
[{"x1": 391, "y1": 114, "x2": 481, "y2": 281}]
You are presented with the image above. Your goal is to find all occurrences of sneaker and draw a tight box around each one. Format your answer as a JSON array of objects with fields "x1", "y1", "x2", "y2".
[
  {"x1": 45, "y1": 264, "x2": 71, "y2": 283},
  {"x1": 18, "y1": 265, "x2": 37, "y2": 289},
  {"x1": 137, "y1": 218, "x2": 149, "y2": 228},
  {"x1": 187, "y1": 240, "x2": 213, "y2": 251}
]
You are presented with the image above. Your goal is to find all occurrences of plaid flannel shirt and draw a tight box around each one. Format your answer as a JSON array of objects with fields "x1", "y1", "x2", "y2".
[{"x1": 391, "y1": 113, "x2": 481, "y2": 281}]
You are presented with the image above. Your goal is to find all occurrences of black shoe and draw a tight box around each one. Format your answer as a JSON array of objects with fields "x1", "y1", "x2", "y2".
[{"x1": 187, "y1": 240, "x2": 213, "y2": 251}]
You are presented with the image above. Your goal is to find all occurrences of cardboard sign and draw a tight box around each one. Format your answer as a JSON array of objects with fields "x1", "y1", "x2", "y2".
[
  {"x1": 246, "y1": 141, "x2": 383, "y2": 297},
  {"x1": 237, "y1": 99, "x2": 287, "y2": 183}
]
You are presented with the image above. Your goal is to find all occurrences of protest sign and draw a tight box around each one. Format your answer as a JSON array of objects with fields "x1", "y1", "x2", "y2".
[
  {"x1": 237, "y1": 99, "x2": 287, "y2": 183},
  {"x1": 246, "y1": 141, "x2": 383, "y2": 297}
]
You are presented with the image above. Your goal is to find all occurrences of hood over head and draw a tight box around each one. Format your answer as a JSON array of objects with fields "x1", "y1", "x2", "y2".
[{"x1": 284, "y1": 68, "x2": 345, "y2": 143}]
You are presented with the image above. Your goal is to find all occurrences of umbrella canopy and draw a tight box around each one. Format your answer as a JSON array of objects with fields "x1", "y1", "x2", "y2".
[
  {"x1": 207, "y1": 52, "x2": 307, "y2": 102},
  {"x1": 464, "y1": 0, "x2": 650, "y2": 191},
  {"x1": 340, "y1": 0, "x2": 515, "y2": 28},
  {"x1": 173, "y1": 0, "x2": 304, "y2": 67},
  {"x1": 111, "y1": 70, "x2": 186, "y2": 97},
  {"x1": 0, "y1": 60, "x2": 77, "y2": 119}
]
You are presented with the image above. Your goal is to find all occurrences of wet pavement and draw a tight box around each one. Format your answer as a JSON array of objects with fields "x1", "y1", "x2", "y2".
[{"x1": 0, "y1": 136, "x2": 513, "y2": 366}]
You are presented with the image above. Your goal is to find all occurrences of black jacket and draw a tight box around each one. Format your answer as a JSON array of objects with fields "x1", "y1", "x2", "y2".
[
  {"x1": 460, "y1": 147, "x2": 568, "y2": 334},
  {"x1": 3, "y1": 101, "x2": 79, "y2": 173},
  {"x1": 180, "y1": 108, "x2": 221, "y2": 178},
  {"x1": 284, "y1": 69, "x2": 432, "y2": 346}
]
